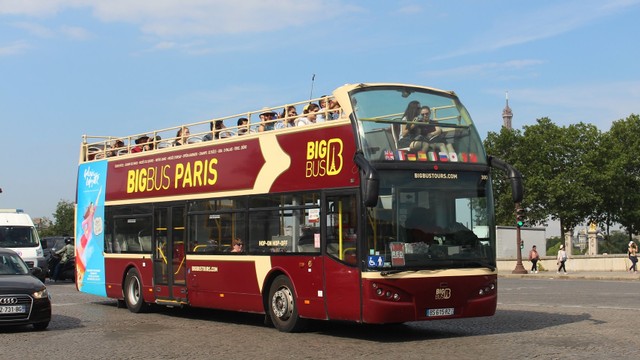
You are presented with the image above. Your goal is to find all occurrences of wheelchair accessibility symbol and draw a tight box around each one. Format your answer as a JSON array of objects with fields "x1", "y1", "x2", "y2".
[{"x1": 368, "y1": 256, "x2": 384, "y2": 267}]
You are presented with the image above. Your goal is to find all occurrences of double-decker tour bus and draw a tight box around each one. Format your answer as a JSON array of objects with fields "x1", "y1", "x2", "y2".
[{"x1": 75, "y1": 83, "x2": 522, "y2": 332}]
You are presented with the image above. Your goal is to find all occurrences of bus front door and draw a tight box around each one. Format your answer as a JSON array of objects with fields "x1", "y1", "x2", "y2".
[
  {"x1": 323, "y1": 193, "x2": 361, "y2": 321},
  {"x1": 153, "y1": 206, "x2": 187, "y2": 304}
]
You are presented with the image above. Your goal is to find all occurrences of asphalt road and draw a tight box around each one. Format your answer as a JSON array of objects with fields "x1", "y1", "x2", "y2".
[{"x1": 2, "y1": 278, "x2": 639, "y2": 360}]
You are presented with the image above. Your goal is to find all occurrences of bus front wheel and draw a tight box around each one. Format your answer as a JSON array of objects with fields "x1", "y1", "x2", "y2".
[
  {"x1": 267, "y1": 275, "x2": 306, "y2": 332},
  {"x1": 124, "y1": 268, "x2": 146, "y2": 313}
]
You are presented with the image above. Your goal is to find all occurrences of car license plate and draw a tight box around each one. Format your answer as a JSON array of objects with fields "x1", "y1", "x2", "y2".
[
  {"x1": 426, "y1": 307, "x2": 454, "y2": 317},
  {"x1": 0, "y1": 305, "x2": 26, "y2": 314}
]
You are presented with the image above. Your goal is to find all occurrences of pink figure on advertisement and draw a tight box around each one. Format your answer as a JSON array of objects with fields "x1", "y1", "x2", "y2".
[{"x1": 76, "y1": 187, "x2": 100, "y2": 287}]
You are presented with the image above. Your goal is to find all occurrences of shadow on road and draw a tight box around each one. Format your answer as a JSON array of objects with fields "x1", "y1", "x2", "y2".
[{"x1": 86, "y1": 300, "x2": 591, "y2": 341}]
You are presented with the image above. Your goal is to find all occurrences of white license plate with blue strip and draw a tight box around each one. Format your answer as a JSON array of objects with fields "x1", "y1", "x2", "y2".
[{"x1": 426, "y1": 308, "x2": 454, "y2": 317}]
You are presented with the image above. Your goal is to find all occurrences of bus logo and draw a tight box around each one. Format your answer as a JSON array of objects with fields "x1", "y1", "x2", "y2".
[
  {"x1": 305, "y1": 138, "x2": 343, "y2": 178},
  {"x1": 435, "y1": 287, "x2": 451, "y2": 300}
]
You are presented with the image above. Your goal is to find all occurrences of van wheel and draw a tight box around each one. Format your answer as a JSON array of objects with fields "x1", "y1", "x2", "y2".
[
  {"x1": 267, "y1": 275, "x2": 306, "y2": 332},
  {"x1": 124, "y1": 268, "x2": 146, "y2": 313}
]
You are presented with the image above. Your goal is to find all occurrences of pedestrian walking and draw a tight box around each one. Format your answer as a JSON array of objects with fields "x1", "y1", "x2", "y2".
[
  {"x1": 557, "y1": 244, "x2": 568, "y2": 274},
  {"x1": 629, "y1": 241, "x2": 638, "y2": 273},
  {"x1": 528, "y1": 245, "x2": 540, "y2": 273}
]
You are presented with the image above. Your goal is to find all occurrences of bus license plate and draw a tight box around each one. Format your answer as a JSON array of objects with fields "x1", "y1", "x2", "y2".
[
  {"x1": 0, "y1": 305, "x2": 26, "y2": 314},
  {"x1": 426, "y1": 308, "x2": 454, "y2": 317}
]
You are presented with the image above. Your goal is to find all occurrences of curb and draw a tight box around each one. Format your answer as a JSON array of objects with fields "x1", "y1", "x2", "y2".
[{"x1": 499, "y1": 273, "x2": 640, "y2": 281}]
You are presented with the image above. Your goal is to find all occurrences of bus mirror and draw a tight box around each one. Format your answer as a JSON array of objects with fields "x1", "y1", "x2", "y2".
[
  {"x1": 488, "y1": 156, "x2": 523, "y2": 203},
  {"x1": 353, "y1": 152, "x2": 379, "y2": 207}
]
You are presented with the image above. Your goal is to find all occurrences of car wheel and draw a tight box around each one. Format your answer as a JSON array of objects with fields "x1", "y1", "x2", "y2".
[{"x1": 33, "y1": 321, "x2": 49, "y2": 331}]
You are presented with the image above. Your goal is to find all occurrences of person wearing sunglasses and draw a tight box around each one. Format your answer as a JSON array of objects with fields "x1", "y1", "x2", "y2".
[{"x1": 231, "y1": 238, "x2": 244, "y2": 253}]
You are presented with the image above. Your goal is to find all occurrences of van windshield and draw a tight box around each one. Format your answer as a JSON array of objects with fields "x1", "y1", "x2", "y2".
[{"x1": 0, "y1": 226, "x2": 40, "y2": 248}]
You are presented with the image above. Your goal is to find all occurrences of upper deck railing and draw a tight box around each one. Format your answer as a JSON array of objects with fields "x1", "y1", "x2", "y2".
[{"x1": 80, "y1": 94, "x2": 346, "y2": 163}]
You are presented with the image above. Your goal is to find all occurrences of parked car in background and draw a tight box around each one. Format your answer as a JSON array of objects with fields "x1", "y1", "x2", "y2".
[{"x1": 0, "y1": 248, "x2": 51, "y2": 330}]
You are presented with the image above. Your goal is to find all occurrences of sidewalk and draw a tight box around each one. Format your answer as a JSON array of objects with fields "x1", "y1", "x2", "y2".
[{"x1": 499, "y1": 270, "x2": 640, "y2": 281}]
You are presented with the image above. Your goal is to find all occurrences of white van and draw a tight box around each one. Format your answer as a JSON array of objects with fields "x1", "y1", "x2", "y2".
[{"x1": 0, "y1": 209, "x2": 47, "y2": 281}]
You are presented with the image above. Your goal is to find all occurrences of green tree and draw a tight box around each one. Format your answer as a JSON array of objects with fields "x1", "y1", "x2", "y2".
[
  {"x1": 42, "y1": 200, "x2": 75, "y2": 237},
  {"x1": 484, "y1": 127, "x2": 523, "y2": 225},
  {"x1": 597, "y1": 114, "x2": 640, "y2": 240},
  {"x1": 515, "y1": 119, "x2": 600, "y2": 235},
  {"x1": 599, "y1": 230, "x2": 629, "y2": 254}
]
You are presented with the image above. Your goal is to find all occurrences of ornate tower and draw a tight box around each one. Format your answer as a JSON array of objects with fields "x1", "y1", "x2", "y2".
[{"x1": 502, "y1": 91, "x2": 513, "y2": 129}]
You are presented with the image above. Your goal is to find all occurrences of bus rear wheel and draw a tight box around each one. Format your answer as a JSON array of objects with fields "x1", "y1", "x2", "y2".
[
  {"x1": 267, "y1": 275, "x2": 306, "y2": 332},
  {"x1": 124, "y1": 268, "x2": 146, "y2": 313}
]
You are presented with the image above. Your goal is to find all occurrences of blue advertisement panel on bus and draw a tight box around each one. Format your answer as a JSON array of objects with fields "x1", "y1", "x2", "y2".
[{"x1": 76, "y1": 159, "x2": 107, "y2": 297}]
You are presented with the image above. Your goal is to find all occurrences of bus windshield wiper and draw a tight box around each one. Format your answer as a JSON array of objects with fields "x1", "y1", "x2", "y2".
[
  {"x1": 380, "y1": 269, "x2": 416, "y2": 276},
  {"x1": 380, "y1": 269, "x2": 403, "y2": 276}
]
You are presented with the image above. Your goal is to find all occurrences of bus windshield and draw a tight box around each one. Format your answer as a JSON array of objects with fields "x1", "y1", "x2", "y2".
[
  {"x1": 349, "y1": 86, "x2": 487, "y2": 164},
  {"x1": 365, "y1": 170, "x2": 495, "y2": 271},
  {"x1": 0, "y1": 226, "x2": 41, "y2": 248}
]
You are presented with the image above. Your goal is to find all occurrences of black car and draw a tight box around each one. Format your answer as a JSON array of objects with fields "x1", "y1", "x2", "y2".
[{"x1": 0, "y1": 248, "x2": 51, "y2": 330}]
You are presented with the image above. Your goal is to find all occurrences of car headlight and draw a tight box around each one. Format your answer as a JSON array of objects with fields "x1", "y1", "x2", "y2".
[{"x1": 33, "y1": 288, "x2": 49, "y2": 299}]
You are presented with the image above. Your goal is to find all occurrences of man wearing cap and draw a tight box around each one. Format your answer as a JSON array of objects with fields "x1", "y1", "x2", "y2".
[
  {"x1": 131, "y1": 135, "x2": 150, "y2": 153},
  {"x1": 258, "y1": 108, "x2": 277, "y2": 132}
]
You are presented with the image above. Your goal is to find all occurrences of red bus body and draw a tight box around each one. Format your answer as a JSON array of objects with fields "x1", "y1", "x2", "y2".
[{"x1": 76, "y1": 83, "x2": 503, "y2": 332}]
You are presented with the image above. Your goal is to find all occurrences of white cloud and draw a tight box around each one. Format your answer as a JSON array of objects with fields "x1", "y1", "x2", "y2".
[
  {"x1": 90, "y1": 0, "x2": 358, "y2": 37},
  {"x1": 421, "y1": 59, "x2": 544, "y2": 79},
  {"x1": 59, "y1": 25, "x2": 91, "y2": 40},
  {"x1": 11, "y1": 21, "x2": 54, "y2": 37},
  {"x1": 1, "y1": 0, "x2": 361, "y2": 38},
  {"x1": 0, "y1": 40, "x2": 30, "y2": 56},
  {"x1": 435, "y1": 0, "x2": 640, "y2": 60},
  {"x1": 0, "y1": 0, "x2": 87, "y2": 17},
  {"x1": 396, "y1": 5, "x2": 422, "y2": 15}
]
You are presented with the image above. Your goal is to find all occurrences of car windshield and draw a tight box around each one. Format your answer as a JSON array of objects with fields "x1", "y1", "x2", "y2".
[
  {"x1": 0, "y1": 253, "x2": 31, "y2": 275},
  {"x1": 0, "y1": 226, "x2": 40, "y2": 248}
]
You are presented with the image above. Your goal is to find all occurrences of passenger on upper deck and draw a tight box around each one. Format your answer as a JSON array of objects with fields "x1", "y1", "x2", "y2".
[
  {"x1": 328, "y1": 98, "x2": 343, "y2": 120},
  {"x1": 318, "y1": 95, "x2": 329, "y2": 122},
  {"x1": 258, "y1": 108, "x2": 277, "y2": 132},
  {"x1": 108, "y1": 139, "x2": 126, "y2": 157},
  {"x1": 296, "y1": 103, "x2": 320, "y2": 126},
  {"x1": 131, "y1": 135, "x2": 151, "y2": 153},
  {"x1": 236, "y1": 117, "x2": 251, "y2": 135},
  {"x1": 276, "y1": 106, "x2": 297, "y2": 129},
  {"x1": 175, "y1": 127, "x2": 190, "y2": 146},
  {"x1": 398, "y1": 104, "x2": 441, "y2": 152},
  {"x1": 204, "y1": 120, "x2": 230, "y2": 141}
]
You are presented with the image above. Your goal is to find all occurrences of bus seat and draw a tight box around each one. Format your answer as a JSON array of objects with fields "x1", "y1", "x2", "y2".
[
  {"x1": 297, "y1": 244, "x2": 317, "y2": 252},
  {"x1": 139, "y1": 235, "x2": 152, "y2": 252},
  {"x1": 156, "y1": 141, "x2": 173, "y2": 149},
  {"x1": 126, "y1": 237, "x2": 141, "y2": 252},
  {"x1": 187, "y1": 136, "x2": 203, "y2": 144}
]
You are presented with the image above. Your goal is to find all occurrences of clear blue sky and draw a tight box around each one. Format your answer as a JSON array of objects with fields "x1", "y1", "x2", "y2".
[{"x1": 1, "y1": 0, "x2": 639, "y2": 229}]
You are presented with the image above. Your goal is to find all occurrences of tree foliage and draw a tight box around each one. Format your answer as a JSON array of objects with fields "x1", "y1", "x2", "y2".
[
  {"x1": 39, "y1": 200, "x2": 75, "y2": 237},
  {"x1": 483, "y1": 116, "x2": 640, "y2": 243}
]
